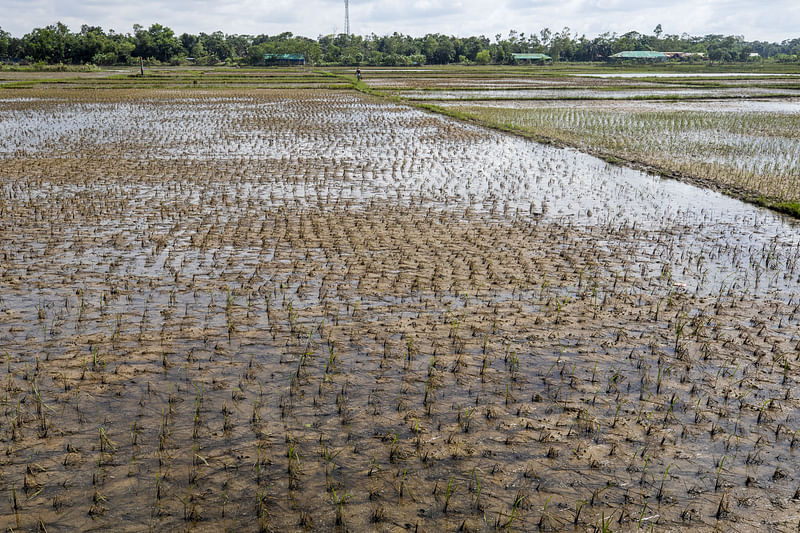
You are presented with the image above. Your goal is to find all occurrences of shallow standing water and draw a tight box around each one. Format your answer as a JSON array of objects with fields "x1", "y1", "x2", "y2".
[
  {"x1": 2, "y1": 92, "x2": 798, "y2": 296},
  {"x1": 2, "y1": 90, "x2": 800, "y2": 532}
]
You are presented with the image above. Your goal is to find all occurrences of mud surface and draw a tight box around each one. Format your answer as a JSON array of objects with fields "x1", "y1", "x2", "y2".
[
  {"x1": 2, "y1": 90, "x2": 800, "y2": 531},
  {"x1": 435, "y1": 97, "x2": 800, "y2": 114},
  {"x1": 399, "y1": 87, "x2": 800, "y2": 100}
]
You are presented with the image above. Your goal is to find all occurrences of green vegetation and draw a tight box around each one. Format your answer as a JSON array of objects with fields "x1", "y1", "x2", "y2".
[{"x1": 1, "y1": 22, "x2": 799, "y2": 67}]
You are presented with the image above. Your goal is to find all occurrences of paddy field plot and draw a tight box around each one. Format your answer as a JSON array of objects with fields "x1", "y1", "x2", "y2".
[
  {"x1": 2, "y1": 84, "x2": 800, "y2": 531},
  {"x1": 363, "y1": 65, "x2": 800, "y2": 215}
]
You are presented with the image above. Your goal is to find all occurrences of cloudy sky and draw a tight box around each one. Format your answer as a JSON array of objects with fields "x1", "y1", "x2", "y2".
[{"x1": 1, "y1": 0, "x2": 798, "y2": 42}]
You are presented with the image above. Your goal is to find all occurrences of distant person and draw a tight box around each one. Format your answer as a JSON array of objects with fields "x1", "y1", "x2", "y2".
[{"x1": 356, "y1": 68, "x2": 362, "y2": 81}]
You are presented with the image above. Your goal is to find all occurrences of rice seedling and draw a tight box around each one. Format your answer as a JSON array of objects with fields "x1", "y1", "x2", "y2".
[
  {"x1": 443, "y1": 101, "x2": 800, "y2": 212},
  {"x1": 0, "y1": 77, "x2": 799, "y2": 530},
  {"x1": 444, "y1": 475, "x2": 455, "y2": 514}
]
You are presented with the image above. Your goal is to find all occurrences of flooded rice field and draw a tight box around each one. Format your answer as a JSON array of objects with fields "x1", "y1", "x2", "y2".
[
  {"x1": 365, "y1": 78, "x2": 604, "y2": 89},
  {"x1": 575, "y1": 72, "x2": 800, "y2": 79},
  {"x1": 360, "y1": 69, "x2": 800, "y2": 92},
  {"x1": 3, "y1": 89, "x2": 800, "y2": 531},
  {"x1": 397, "y1": 87, "x2": 800, "y2": 101},
  {"x1": 441, "y1": 100, "x2": 800, "y2": 204},
  {"x1": 436, "y1": 97, "x2": 800, "y2": 114}
]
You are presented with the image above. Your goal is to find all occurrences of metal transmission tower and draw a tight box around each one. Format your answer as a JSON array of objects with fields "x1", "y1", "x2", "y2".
[{"x1": 344, "y1": 0, "x2": 350, "y2": 36}]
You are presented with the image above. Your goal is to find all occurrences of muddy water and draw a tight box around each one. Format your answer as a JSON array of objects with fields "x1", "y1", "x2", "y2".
[
  {"x1": 3, "y1": 92, "x2": 797, "y2": 297},
  {"x1": 435, "y1": 97, "x2": 800, "y2": 115},
  {"x1": 397, "y1": 87, "x2": 800, "y2": 100},
  {"x1": 576, "y1": 72, "x2": 800, "y2": 79},
  {"x1": 2, "y1": 90, "x2": 800, "y2": 531}
]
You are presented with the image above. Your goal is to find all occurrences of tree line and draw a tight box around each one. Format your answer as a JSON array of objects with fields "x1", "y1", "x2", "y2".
[{"x1": 1, "y1": 22, "x2": 799, "y2": 66}]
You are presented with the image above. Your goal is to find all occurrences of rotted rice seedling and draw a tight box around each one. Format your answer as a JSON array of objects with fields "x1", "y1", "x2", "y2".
[
  {"x1": 715, "y1": 493, "x2": 729, "y2": 519},
  {"x1": 88, "y1": 486, "x2": 107, "y2": 517},
  {"x1": 287, "y1": 437, "x2": 302, "y2": 489},
  {"x1": 459, "y1": 405, "x2": 475, "y2": 433},
  {"x1": 255, "y1": 488, "x2": 272, "y2": 529},
  {"x1": 656, "y1": 464, "x2": 671, "y2": 501},
  {"x1": 2, "y1": 76, "x2": 800, "y2": 531},
  {"x1": 181, "y1": 484, "x2": 200, "y2": 522},
  {"x1": 98, "y1": 426, "x2": 116, "y2": 465},
  {"x1": 639, "y1": 454, "x2": 650, "y2": 485}
]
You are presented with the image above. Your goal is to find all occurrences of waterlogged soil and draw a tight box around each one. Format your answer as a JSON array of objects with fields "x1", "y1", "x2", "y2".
[
  {"x1": 362, "y1": 75, "x2": 672, "y2": 90},
  {"x1": 365, "y1": 78, "x2": 594, "y2": 89},
  {"x1": 398, "y1": 87, "x2": 800, "y2": 100},
  {"x1": 366, "y1": 72, "x2": 800, "y2": 91},
  {"x1": 3, "y1": 90, "x2": 800, "y2": 532},
  {"x1": 435, "y1": 97, "x2": 800, "y2": 115},
  {"x1": 0, "y1": 68, "x2": 338, "y2": 90},
  {"x1": 575, "y1": 72, "x2": 800, "y2": 79}
]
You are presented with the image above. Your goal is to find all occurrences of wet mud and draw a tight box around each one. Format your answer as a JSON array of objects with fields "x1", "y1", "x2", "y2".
[{"x1": 2, "y1": 90, "x2": 800, "y2": 531}]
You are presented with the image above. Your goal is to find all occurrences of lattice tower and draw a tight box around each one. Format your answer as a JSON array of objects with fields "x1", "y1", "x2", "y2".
[{"x1": 344, "y1": 0, "x2": 350, "y2": 36}]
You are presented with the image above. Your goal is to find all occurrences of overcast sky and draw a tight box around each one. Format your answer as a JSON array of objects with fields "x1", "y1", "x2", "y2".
[{"x1": 2, "y1": 0, "x2": 798, "y2": 42}]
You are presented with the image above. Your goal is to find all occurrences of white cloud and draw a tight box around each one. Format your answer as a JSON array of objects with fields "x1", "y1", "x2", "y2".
[{"x1": 0, "y1": 0, "x2": 797, "y2": 42}]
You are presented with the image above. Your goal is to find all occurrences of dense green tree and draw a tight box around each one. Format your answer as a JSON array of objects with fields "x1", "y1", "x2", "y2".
[
  {"x1": 320, "y1": 36, "x2": 341, "y2": 63},
  {"x1": 225, "y1": 35, "x2": 250, "y2": 59},
  {"x1": 179, "y1": 33, "x2": 199, "y2": 55},
  {"x1": 786, "y1": 38, "x2": 800, "y2": 55},
  {"x1": 200, "y1": 32, "x2": 234, "y2": 62},
  {"x1": 24, "y1": 22, "x2": 74, "y2": 62},
  {"x1": 110, "y1": 32, "x2": 135, "y2": 64},
  {"x1": 459, "y1": 36, "x2": 489, "y2": 61},
  {"x1": 0, "y1": 27, "x2": 10, "y2": 57},
  {"x1": 74, "y1": 25, "x2": 114, "y2": 64},
  {"x1": 245, "y1": 42, "x2": 270, "y2": 65},
  {"x1": 612, "y1": 31, "x2": 647, "y2": 53},
  {"x1": 433, "y1": 37, "x2": 455, "y2": 64},
  {"x1": 1, "y1": 21, "x2": 797, "y2": 66},
  {"x1": 549, "y1": 27, "x2": 575, "y2": 61},
  {"x1": 133, "y1": 23, "x2": 181, "y2": 62},
  {"x1": 705, "y1": 35, "x2": 746, "y2": 62}
]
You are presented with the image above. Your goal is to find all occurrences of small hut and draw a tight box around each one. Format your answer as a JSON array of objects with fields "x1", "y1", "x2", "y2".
[
  {"x1": 511, "y1": 53, "x2": 552, "y2": 64},
  {"x1": 264, "y1": 54, "x2": 306, "y2": 66},
  {"x1": 609, "y1": 51, "x2": 668, "y2": 61}
]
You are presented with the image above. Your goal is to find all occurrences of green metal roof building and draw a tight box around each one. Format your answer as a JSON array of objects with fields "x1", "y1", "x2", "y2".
[
  {"x1": 511, "y1": 53, "x2": 552, "y2": 62},
  {"x1": 264, "y1": 53, "x2": 306, "y2": 66},
  {"x1": 610, "y1": 51, "x2": 668, "y2": 60}
]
